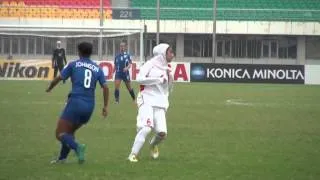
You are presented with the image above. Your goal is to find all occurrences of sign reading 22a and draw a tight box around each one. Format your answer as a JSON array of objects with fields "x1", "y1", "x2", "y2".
[{"x1": 112, "y1": 9, "x2": 141, "y2": 19}]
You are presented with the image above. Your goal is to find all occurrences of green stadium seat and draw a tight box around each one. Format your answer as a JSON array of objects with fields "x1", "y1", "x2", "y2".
[{"x1": 131, "y1": 0, "x2": 320, "y2": 21}]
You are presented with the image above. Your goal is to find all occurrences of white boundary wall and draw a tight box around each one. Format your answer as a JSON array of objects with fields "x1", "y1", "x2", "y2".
[{"x1": 305, "y1": 65, "x2": 320, "y2": 85}]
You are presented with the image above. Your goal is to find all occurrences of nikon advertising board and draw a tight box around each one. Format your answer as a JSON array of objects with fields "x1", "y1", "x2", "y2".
[{"x1": 0, "y1": 60, "x2": 54, "y2": 80}]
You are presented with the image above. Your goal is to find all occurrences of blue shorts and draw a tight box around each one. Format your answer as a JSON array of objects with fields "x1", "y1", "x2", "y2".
[
  {"x1": 115, "y1": 72, "x2": 130, "y2": 82},
  {"x1": 60, "y1": 98, "x2": 94, "y2": 125}
]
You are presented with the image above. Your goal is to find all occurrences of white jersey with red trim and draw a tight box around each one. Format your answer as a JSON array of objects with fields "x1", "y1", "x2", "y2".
[{"x1": 136, "y1": 44, "x2": 173, "y2": 110}]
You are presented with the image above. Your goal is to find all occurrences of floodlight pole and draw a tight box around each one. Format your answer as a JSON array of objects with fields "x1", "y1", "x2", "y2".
[
  {"x1": 140, "y1": 29, "x2": 144, "y2": 64},
  {"x1": 212, "y1": 0, "x2": 217, "y2": 63},
  {"x1": 99, "y1": 0, "x2": 104, "y2": 61},
  {"x1": 156, "y1": 0, "x2": 160, "y2": 45},
  {"x1": 143, "y1": 24, "x2": 147, "y2": 63}
]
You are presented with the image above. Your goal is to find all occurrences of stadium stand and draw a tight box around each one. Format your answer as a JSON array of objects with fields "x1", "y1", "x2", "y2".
[
  {"x1": 0, "y1": 0, "x2": 112, "y2": 19},
  {"x1": 131, "y1": 0, "x2": 320, "y2": 21},
  {"x1": 0, "y1": 0, "x2": 319, "y2": 21}
]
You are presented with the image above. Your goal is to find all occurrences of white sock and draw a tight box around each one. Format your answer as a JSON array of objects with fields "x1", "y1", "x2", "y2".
[
  {"x1": 130, "y1": 127, "x2": 152, "y2": 155},
  {"x1": 150, "y1": 134, "x2": 164, "y2": 147}
]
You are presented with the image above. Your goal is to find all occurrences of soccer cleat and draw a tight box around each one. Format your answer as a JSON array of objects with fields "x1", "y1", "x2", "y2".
[
  {"x1": 50, "y1": 159, "x2": 66, "y2": 164},
  {"x1": 150, "y1": 145, "x2": 159, "y2": 159},
  {"x1": 127, "y1": 154, "x2": 138, "y2": 162},
  {"x1": 76, "y1": 144, "x2": 86, "y2": 164}
]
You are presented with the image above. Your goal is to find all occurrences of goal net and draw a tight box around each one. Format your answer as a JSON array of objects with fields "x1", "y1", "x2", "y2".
[{"x1": 0, "y1": 25, "x2": 145, "y2": 63}]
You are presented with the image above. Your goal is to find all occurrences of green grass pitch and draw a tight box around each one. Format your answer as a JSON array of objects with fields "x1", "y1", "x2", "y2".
[{"x1": 0, "y1": 81, "x2": 320, "y2": 180}]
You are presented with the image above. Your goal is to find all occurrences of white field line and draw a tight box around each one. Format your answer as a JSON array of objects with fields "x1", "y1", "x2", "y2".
[
  {"x1": 1, "y1": 99, "x2": 318, "y2": 108},
  {"x1": 0, "y1": 100, "x2": 64, "y2": 105},
  {"x1": 0, "y1": 100, "x2": 108, "y2": 106},
  {"x1": 225, "y1": 99, "x2": 254, "y2": 106}
]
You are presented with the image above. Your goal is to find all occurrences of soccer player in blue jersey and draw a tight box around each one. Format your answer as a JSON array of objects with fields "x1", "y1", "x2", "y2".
[
  {"x1": 114, "y1": 42, "x2": 135, "y2": 103},
  {"x1": 46, "y1": 42, "x2": 109, "y2": 164}
]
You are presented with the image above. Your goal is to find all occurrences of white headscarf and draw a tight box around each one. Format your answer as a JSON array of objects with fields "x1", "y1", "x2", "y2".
[
  {"x1": 56, "y1": 41, "x2": 62, "y2": 49},
  {"x1": 151, "y1": 43, "x2": 170, "y2": 70},
  {"x1": 151, "y1": 43, "x2": 174, "y2": 92}
]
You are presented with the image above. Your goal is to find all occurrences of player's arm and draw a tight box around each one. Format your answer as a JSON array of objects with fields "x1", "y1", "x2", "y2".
[
  {"x1": 102, "y1": 84, "x2": 109, "y2": 118},
  {"x1": 46, "y1": 62, "x2": 72, "y2": 92},
  {"x1": 123, "y1": 63, "x2": 131, "y2": 72},
  {"x1": 51, "y1": 50, "x2": 55, "y2": 68},
  {"x1": 123, "y1": 55, "x2": 132, "y2": 72},
  {"x1": 98, "y1": 68, "x2": 109, "y2": 118},
  {"x1": 63, "y1": 48, "x2": 67, "y2": 65},
  {"x1": 113, "y1": 56, "x2": 116, "y2": 74},
  {"x1": 136, "y1": 61, "x2": 166, "y2": 85},
  {"x1": 46, "y1": 75, "x2": 62, "y2": 92}
]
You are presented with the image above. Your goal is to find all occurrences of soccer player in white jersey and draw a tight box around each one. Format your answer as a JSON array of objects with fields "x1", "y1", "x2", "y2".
[{"x1": 128, "y1": 43, "x2": 174, "y2": 162}]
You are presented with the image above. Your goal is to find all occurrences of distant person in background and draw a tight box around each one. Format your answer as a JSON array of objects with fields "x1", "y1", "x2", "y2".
[
  {"x1": 113, "y1": 42, "x2": 136, "y2": 104},
  {"x1": 7, "y1": 54, "x2": 13, "y2": 60},
  {"x1": 52, "y1": 41, "x2": 67, "y2": 78}
]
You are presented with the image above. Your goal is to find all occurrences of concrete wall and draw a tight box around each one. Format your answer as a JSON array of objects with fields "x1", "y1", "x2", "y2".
[
  {"x1": 176, "y1": 34, "x2": 184, "y2": 58},
  {"x1": 297, "y1": 36, "x2": 306, "y2": 65},
  {"x1": 111, "y1": 0, "x2": 128, "y2": 7},
  {"x1": 1, "y1": 18, "x2": 320, "y2": 35},
  {"x1": 305, "y1": 65, "x2": 320, "y2": 85},
  {"x1": 306, "y1": 38, "x2": 320, "y2": 60}
]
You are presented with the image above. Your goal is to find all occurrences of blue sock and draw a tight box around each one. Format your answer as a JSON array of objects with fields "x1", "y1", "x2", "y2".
[
  {"x1": 60, "y1": 133, "x2": 78, "y2": 151},
  {"x1": 129, "y1": 89, "x2": 135, "y2": 100},
  {"x1": 58, "y1": 143, "x2": 71, "y2": 160},
  {"x1": 115, "y1": 89, "x2": 120, "y2": 102}
]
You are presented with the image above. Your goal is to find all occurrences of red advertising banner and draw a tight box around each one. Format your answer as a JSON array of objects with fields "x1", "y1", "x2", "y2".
[{"x1": 98, "y1": 61, "x2": 190, "y2": 82}]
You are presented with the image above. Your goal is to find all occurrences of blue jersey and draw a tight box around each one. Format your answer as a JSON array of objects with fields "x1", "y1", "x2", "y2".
[
  {"x1": 114, "y1": 52, "x2": 132, "y2": 73},
  {"x1": 61, "y1": 58, "x2": 106, "y2": 100}
]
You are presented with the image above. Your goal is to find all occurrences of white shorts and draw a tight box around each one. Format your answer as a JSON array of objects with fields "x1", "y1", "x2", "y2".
[{"x1": 136, "y1": 104, "x2": 167, "y2": 133}]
